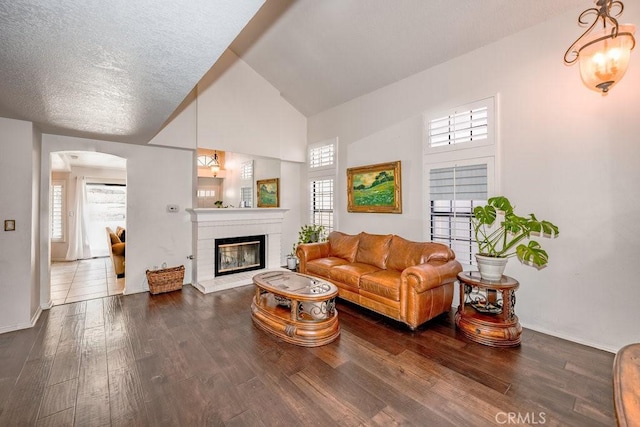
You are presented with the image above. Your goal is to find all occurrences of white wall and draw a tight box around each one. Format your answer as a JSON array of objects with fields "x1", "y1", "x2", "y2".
[
  {"x1": 220, "y1": 152, "x2": 304, "y2": 264},
  {"x1": 279, "y1": 160, "x2": 304, "y2": 263},
  {"x1": 41, "y1": 135, "x2": 194, "y2": 298},
  {"x1": 197, "y1": 50, "x2": 307, "y2": 162},
  {"x1": 194, "y1": 49, "x2": 308, "y2": 263},
  {"x1": 0, "y1": 117, "x2": 41, "y2": 333},
  {"x1": 1, "y1": 47, "x2": 308, "y2": 335},
  {"x1": 308, "y1": 5, "x2": 640, "y2": 352},
  {"x1": 149, "y1": 96, "x2": 197, "y2": 150}
]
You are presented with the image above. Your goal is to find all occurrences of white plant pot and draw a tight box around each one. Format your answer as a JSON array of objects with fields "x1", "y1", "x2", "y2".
[
  {"x1": 475, "y1": 254, "x2": 508, "y2": 281},
  {"x1": 286, "y1": 256, "x2": 298, "y2": 270}
]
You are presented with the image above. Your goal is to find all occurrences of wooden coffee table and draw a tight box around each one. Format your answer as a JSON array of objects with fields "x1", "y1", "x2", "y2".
[{"x1": 251, "y1": 271, "x2": 340, "y2": 347}]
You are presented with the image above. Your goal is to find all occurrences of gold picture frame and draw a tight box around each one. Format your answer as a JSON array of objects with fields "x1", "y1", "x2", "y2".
[
  {"x1": 347, "y1": 161, "x2": 402, "y2": 213},
  {"x1": 257, "y1": 178, "x2": 280, "y2": 208}
]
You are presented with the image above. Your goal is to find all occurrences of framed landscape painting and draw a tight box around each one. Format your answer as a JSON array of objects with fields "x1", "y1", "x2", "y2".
[
  {"x1": 347, "y1": 161, "x2": 402, "y2": 213},
  {"x1": 257, "y1": 178, "x2": 279, "y2": 207}
]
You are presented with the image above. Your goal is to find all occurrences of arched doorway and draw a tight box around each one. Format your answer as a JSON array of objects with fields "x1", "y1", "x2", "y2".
[{"x1": 49, "y1": 151, "x2": 127, "y2": 305}]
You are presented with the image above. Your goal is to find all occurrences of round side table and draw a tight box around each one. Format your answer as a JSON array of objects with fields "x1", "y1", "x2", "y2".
[{"x1": 455, "y1": 271, "x2": 522, "y2": 347}]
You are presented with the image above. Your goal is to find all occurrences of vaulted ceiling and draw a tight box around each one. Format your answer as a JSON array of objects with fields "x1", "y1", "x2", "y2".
[
  {"x1": 230, "y1": 0, "x2": 586, "y2": 117},
  {"x1": 0, "y1": 0, "x2": 586, "y2": 144}
]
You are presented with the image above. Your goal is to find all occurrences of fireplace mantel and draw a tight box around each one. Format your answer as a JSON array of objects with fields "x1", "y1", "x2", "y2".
[
  {"x1": 187, "y1": 208, "x2": 289, "y2": 222},
  {"x1": 187, "y1": 208, "x2": 289, "y2": 293}
]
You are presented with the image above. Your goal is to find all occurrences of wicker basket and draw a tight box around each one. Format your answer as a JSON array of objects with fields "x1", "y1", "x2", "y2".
[{"x1": 146, "y1": 265, "x2": 184, "y2": 294}]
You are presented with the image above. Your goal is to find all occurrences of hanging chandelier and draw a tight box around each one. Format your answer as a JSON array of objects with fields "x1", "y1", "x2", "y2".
[
  {"x1": 196, "y1": 151, "x2": 221, "y2": 177},
  {"x1": 210, "y1": 151, "x2": 220, "y2": 176},
  {"x1": 564, "y1": 0, "x2": 636, "y2": 93}
]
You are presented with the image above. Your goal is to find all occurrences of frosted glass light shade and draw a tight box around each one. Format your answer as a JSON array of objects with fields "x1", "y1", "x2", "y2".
[{"x1": 578, "y1": 24, "x2": 636, "y2": 93}]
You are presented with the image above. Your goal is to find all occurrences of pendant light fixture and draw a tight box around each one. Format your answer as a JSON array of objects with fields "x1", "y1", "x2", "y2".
[
  {"x1": 210, "y1": 151, "x2": 220, "y2": 177},
  {"x1": 564, "y1": 0, "x2": 636, "y2": 93}
]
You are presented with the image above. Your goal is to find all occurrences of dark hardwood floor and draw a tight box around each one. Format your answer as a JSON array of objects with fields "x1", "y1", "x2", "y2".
[{"x1": 0, "y1": 284, "x2": 615, "y2": 426}]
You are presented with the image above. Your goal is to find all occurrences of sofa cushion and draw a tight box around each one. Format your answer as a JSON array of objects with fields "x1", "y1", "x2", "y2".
[
  {"x1": 306, "y1": 257, "x2": 349, "y2": 279},
  {"x1": 360, "y1": 270, "x2": 401, "y2": 301},
  {"x1": 386, "y1": 236, "x2": 423, "y2": 271},
  {"x1": 355, "y1": 233, "x2": 393, "y2": 269},
  {"x1": 327, "y1": 231, "x2": 359, "y2": 262},
  {"x1": 386, "y1": 236, "x2": 456, "y2": 271},
  {"x1": 329, "y1": 263, "x2": 380, "y2": 291}
]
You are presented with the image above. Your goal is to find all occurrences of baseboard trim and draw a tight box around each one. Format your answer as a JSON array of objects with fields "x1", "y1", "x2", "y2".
[
  {"x1": 451, "y1": 302, "x2": 617, "y2": 354},
  {"x1": 520, "y1": 322, "x2": 618, "y2": 354},
  {"x1": 31, "y1": 307, "x2": 42, "y2": 327},
  {"x1": 0, "y1": 307, "x2": 42, "y2": 335}
]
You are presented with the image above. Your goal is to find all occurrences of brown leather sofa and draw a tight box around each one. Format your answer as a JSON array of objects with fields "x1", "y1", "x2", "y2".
[
  {"x1": 106, "y1": 227, "x2": 125, "y2": 278},
  {"x1": 297, "y1": 231, "x2": 462, "y2": 329}
]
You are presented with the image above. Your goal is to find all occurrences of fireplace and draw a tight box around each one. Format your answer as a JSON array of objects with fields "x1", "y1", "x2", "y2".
[
  {"x1": 215, "y1": 235, "x2": 266, "y2": 276},
  {"x1": 187, "y1": 207, "x2": 288, "y2": 294}
]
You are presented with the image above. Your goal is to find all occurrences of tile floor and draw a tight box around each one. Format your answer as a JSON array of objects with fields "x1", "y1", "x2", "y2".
[{"x1": 50, "y1": 257, "x2": 125, "y2": 305}]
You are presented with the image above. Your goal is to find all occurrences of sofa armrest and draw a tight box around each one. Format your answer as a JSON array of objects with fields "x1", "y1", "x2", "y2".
[
  {"x1": 296, "y1": 242, "x2": 330, "y2": 272},
  {"x1": 401, "y1": 260, "x2": 462, "y2": 293},
  {"x1": 111, "y1": 242, "x2": 126, "y2": 257}
]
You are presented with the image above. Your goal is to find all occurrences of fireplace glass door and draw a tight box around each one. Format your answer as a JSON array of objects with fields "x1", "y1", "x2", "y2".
[{"x1": 215, "y1": 235, "x2": 266, "y2": 276}]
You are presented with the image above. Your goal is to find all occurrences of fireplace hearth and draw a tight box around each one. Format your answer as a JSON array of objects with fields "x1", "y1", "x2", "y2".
[{"x1": 215, "y1": 235, "x2": 266, "y2": 276}]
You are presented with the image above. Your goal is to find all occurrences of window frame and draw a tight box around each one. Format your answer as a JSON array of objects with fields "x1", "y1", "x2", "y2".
[
  {"x1": 240, "y1": 160, "x2": 254, "y2": 207},
  {"x1": 308, "y1": 140, "x2": 336, "y2": 172},
  {"x1": 50, "y1": 180, "x2": 65, "y2": 243},
  {"x1": 426, "y1": 159, "x2": 495, "y2": 267},
  {"x1": 240, "y1": 186, "x2": 253, "y2": 208},
  {"x1": 308, "y1": 138, "x2": 337, "y2": 232},
  {"x1": 309, "y1": 178, "x2": 334, "y2": 233},
  {"x1": 423, "y1": 96, "x2": 498, "y2": 268},
  {"x1": 424, "y1": 96, "x2": 495, "y2": 154}
]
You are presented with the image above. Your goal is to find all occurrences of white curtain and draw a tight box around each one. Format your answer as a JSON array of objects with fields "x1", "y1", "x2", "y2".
[{"x1": 65, "y1": 176, "x2": 92, "y2": 260}]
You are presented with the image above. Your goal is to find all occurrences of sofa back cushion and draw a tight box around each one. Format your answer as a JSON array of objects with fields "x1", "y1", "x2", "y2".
[
  {"x1": 355, "y1": 232, "x2": 393, "y2": 269},
  {"x1": 387, "y1": 235, "x2": 456, "y2": 271},
  {"x1": 109, "y1": 231, "x2": 121, "y2": 245},
  {"x1": 386, "y1": 235, "x2": 423, "y2": 271},
  {"x1": 327, "y1": 231, "x2": 359, "y2": 262}
]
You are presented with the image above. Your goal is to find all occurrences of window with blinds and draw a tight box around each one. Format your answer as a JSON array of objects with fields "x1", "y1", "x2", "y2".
[
  {"x1": 51, "y1": 182, "x2": 64, "y2": 242},
  {"x1": 429, "y1": 164, "x2": 487, "y2": 265},
  {"x1": 240, "y1": 186, "x2": 253, "y2": 208},
  {"x1": 308, "y1": 139, "x2": 337, "y2": 231},
  {"x1": 309, "y1": 143, "x2": 334, "y2": 169},
  {"x1": 427, "y1": 97, "x2": 493, "y2": 150},
  {"x1": 240, "y1": 161, "x2": 253, "y2": 180},
  {"x1": 310, "y1": 179, "x2": 334, "y2": 232}
]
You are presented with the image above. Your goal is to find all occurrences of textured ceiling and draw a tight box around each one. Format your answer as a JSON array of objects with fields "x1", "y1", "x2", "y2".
[
  {"x1": 0, "y1": 0, "x2": 588, "y2": 144},
  {"x1": 231, "y1": 0, "x2": 586, "y2": 116},
  {"x1": 0, "y1": 0, "x2": 265, "y2": 144}
]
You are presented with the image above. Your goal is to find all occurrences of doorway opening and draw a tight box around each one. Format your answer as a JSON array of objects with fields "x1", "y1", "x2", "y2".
[{"x1": 49, "y1": 151, "x2": 127, "y2": 305}]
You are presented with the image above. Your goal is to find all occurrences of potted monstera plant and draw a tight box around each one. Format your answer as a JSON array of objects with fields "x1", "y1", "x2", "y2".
[{"x1": 472, "y1": 196, "x2": 559, "y2": 281}]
